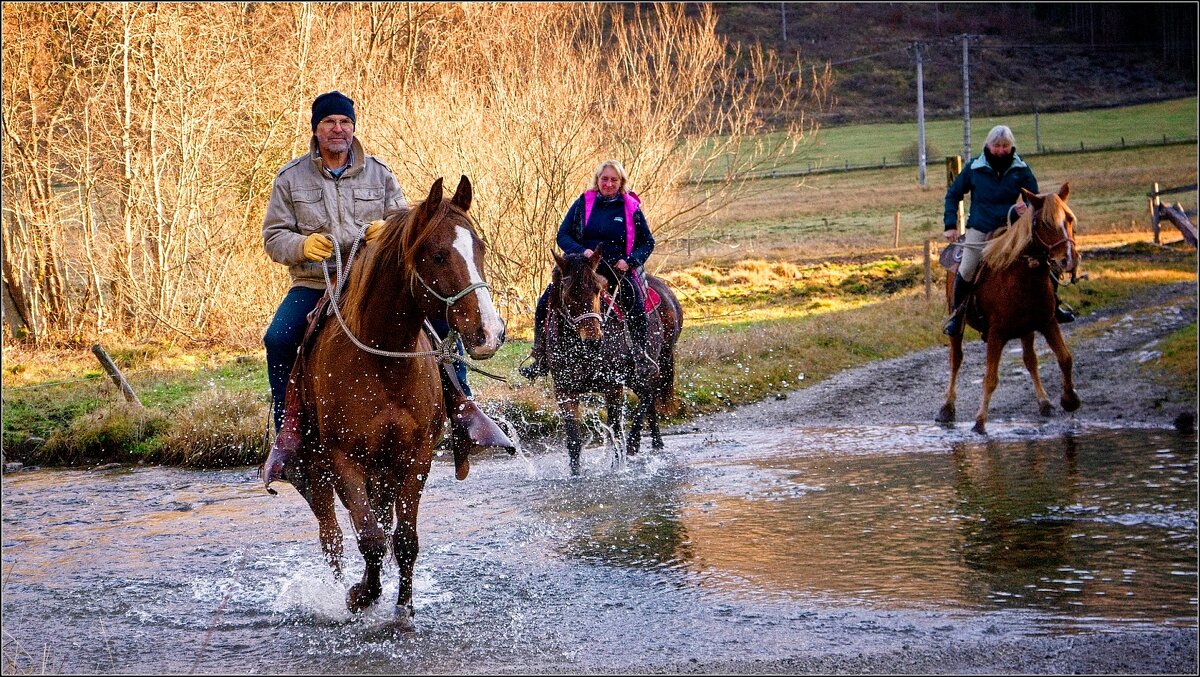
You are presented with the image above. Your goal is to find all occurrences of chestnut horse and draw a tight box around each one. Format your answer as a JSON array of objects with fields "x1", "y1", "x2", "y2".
[
  {"x1": 937, "y1": 183, "x2": 1081, "y2": 434},
  {"x1": 287, "y1": 176, "x2": 504, "y2": 631},
  {"x1": 543, "y1": 251, "x2": 683, "y2": 474}
]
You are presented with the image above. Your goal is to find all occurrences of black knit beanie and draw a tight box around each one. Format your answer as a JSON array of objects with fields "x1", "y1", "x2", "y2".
[{"x1": 310, "y1": 91, "x2": 356, "y2": 131}]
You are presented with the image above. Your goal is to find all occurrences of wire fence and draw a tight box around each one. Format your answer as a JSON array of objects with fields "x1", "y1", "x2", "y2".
[{"x1": 689, "y1": 134, "x2": 1198, "y2": 185}]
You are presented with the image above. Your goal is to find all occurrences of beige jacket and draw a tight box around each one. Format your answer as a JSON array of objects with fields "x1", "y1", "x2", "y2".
[{"x1": 263, "y1": 137, "x2": 407, "y2": 289}]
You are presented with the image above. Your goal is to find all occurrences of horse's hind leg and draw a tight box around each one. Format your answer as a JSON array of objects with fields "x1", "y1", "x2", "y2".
[
  {"x1": 973, "y1": 337, "x2": 1007, "y2": 434},
  {"x1": 648, "y1": 399, "x2": 663, "y2": 450},
  {"x1": 1042, "y1": 323, "x2": 1081, "y2": 412},
  {"x1": 937, "y1": 334, "x2": 965, "y2": 424},
  {"x1": 305, "y1": 478, "x2": 344, "y2": 578},
  {"x1": 332, "y1": 458, "x2": 387, "y2": 613},
  {"x1": 1020, "y1": 333, "x2": 1054, "y2": 416},
  {"x1": 626, "y1": 391, "x2": 648, "y2": 457},
  {"x1": 390, "y1": 470, "x2": 431, "y2": 632},
  {"x1": 605, "y1": 389, "x2": 627, "y2": 464}
]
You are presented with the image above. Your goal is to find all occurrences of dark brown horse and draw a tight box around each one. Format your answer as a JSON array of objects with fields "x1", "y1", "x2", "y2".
[
  {"x1": 287, "y1": 175, "x2": 505, "y2": 631},
  {"x1": 543, "y1": 250, "x2": 683, "y2": 474},
  {"x1": 937, "y1": 183, "x2": 1081, "y2": 434}
]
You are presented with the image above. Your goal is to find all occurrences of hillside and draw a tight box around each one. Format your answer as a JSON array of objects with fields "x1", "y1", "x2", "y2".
[{"x1": 708, "y1": 2, "x2": 1198, "y2": 125}]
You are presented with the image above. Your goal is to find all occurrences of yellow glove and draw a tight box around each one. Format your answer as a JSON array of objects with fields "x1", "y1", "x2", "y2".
[
  {"x1": 364, "y1": 219, "x2": 385, "y2": 243},
  {"x1": 302, "y1": 233, "x2": 333, "y2": 262}
]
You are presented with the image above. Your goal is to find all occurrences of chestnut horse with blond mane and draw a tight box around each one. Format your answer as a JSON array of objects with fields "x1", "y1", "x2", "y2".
[
  {"x1": 937, "y1": 183, "x2": 1082, "y2": 433},
  {"x1": 286, "y1": 175, "x2": 504, "y2": 632}
]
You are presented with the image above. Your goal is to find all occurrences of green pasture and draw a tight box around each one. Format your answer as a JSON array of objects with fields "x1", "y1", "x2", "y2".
[{"x1": 723, "y1": 97, "x2": 1198, "y2": 176}]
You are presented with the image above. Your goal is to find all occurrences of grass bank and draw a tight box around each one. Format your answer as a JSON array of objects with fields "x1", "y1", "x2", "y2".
[{"x1": 2, "y1": 242, "x2": 1193, "y2": 469}]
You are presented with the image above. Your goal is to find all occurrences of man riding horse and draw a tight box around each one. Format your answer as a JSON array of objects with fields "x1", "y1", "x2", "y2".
[
  {"x1": 942, "y1": 124, "x2": 1076, "y2": 337},
  {"x1": 260, "y1": 90, "x2": 512, "y2": 491}
]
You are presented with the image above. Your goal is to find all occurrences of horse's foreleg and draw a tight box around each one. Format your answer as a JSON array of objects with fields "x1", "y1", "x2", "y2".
[
  {"x1": 333, "y1": 459, "x2": 387, "y2": 613},
  {"x1": 1042, "y1": 323, "x2": 1081, "y2": 412},
  {"x1": 559, "y1": 398, "x2": 583, "y2": 475},
  {"x1": 937, "y1": 334, "x2": 965, "y2": 424},
  {"x1": 973, "y1": 338, "x2": 1007, "y2": 434},
  {"x1": 1021, "y1": 333, "x2": 1053, "y2": 416}
]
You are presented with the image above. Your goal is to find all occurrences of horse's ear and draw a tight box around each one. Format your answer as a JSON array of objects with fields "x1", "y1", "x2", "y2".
[
  {"x1": 587, "y1": 248, "x2": 602, "y2": 269},
  {"x1": 1020, "y1": 187, "x2": 1044, "y2": 208},
  {"x1": 452, "y1": 175, "x2": 472, "y2": 212},
  {"x1": 418, "y1": 177, "x2": 445, "y2": 219},
  {"x1": 1057, "y1": 182, "x2": 1070, "y2": 202},
  {"x1": 552, "y1": 250, "x2": 569, "y2": 271}
]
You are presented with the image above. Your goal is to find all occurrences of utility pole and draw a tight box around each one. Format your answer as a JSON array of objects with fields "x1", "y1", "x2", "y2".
[
  {"x1": 915, "y1": 42, "x2": 927, "y2": 186},
  {"x1": 780, "y1": 3, "x2": 787, "y2": 42},
  {"x1": 961, "y1": 34, "x2": 972, "y2": 161}
]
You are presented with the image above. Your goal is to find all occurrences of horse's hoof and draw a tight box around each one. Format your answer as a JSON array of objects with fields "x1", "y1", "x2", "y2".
[
  {"x1": 1061, "y1": 391, "x2": 1081, "y2": 412},
  {"x1": 387, "y1": 607, "x2": 416, "y2": 634},
  {"x1": 652, "y1": 438, "x2": 665, "y2": 451},
  {"x1": 347, "y1": 582, "x2": 382, "y2": 613},
  {"x1": 1039, "y1": 400, "x2": 1055, "y2": 417},
  {"x1": 971, "y1": 421, "x2": 987, "y2": 435},
  {"x1": 935, "y1": 405, "x2": 955, "y2": 424}
]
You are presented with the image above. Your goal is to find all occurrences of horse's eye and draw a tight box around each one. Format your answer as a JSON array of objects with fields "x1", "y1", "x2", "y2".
[{"x1": 432, "y1": 251, "x2": 449, "y2": 265}]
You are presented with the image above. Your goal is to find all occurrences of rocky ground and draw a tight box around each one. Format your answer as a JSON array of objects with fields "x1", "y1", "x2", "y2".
[{"x1": 680, "y1": 280, "x2": 1198, "y2": 437}]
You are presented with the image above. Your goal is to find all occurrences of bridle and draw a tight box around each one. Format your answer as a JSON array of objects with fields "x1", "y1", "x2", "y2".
[
  {"x1": 318, "y1": 221, "x2": 505, "y2": 381},
  {"x1": 554, "y1": 265, "x2": 621, "y2": 329}
]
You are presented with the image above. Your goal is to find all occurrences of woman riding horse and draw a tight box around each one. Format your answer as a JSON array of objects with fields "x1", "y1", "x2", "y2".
[
  {"x1": 521, "y1": 159, "x2": 656, "y2": 379},
  {"x1": 942, "y1": 125, "x2": 1075, "y2": 337}
]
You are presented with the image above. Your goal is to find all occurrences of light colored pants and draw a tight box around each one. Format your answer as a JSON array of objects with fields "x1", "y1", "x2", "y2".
[{"x1": 957, "y1": 228, "x2": 988, "y2": 282}]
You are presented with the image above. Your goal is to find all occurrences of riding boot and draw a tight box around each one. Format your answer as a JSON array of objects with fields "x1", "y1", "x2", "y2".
[
  {"x1": 627, "y1": 306, "x2": 658, "y2": 381},
  {"x1": 518, "y1": 319, "x2": 547, "y2": 381},
  {"x1": 262, "y1": 370, "x2": 303, "y2": 494},
  {"x1": 440, "y1": 361, "x2": 516, "y2": 463},
  {"x1": 942, "y1": 273, "x2": 973, "y2": 336},
  {"x1": 1051, "y1": 277, "x2": 1076, "y2": 323}
]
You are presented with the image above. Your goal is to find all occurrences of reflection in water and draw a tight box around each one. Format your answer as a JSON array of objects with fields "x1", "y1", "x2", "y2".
[
  {"x1": 571, "y1": 427, "x2": 1197, "y2": 626},
  {"x1": 1, "y1": 425, "x2": 1194, "y2": 673}
]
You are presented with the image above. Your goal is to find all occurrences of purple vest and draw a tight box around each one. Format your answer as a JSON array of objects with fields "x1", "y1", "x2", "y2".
[{"x1": 582, "y1": 190, "x2": 640, "y2": 256}]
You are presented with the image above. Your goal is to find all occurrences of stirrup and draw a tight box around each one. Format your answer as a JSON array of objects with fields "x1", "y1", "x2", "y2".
[
  {"x1": 1055, "y1": 304, "x2": 1076, "y2": 324},
  {"x1": 943, "y1": 313, "x2": 964, "y2": 337}
]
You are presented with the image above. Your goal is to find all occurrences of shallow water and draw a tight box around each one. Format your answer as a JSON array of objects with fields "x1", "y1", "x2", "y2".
[{"x1": 2, "y1": 421, "x2": 1195, "y2": 673}]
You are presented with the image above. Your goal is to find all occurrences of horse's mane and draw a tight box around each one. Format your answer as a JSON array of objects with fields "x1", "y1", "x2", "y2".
[
  {"x1": 338, "y1": 198, "x2": 469, "y2": 334},
  {"x1": 980, "y1": 207, "x2": 1034, "y2": 271}
]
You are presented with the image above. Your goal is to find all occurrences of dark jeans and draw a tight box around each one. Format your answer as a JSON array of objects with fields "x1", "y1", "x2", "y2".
[
  {"x1": 263, "y1": 286, "x2": 324, "y2": 432},
  {"x1": 264, "y1": 288, "x2": 471, "y2": 432}
]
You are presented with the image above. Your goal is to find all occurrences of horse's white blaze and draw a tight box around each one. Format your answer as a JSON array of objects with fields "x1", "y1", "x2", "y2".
[{"x1": 453, "y1": 226, "x2": 504, "y2": 350}]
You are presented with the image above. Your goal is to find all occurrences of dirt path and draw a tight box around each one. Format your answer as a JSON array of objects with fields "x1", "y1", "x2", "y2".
[{"x1": 678, "y1": 281, "x2": 1197, "y2": 436}]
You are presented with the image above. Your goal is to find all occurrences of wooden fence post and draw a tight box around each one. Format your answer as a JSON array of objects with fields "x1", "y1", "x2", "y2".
[
  {"x1": 1149, "y1": 181, "x2": 1161, "y2": 245},
  {"x1": 946, "y1": 156, "x2": 964, "y2": 234},
  {"x1": 92, "y1": 343, "x2": 143, "y2": 408},
  {"x1": 893, "y1": 212, "x2": 901, "y2": 248}
]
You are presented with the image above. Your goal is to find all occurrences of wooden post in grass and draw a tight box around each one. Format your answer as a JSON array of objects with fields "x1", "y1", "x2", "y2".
[
  {"x1": 893, "y1": 212, "x2": 901, "y2": 248},
  {"x1": 91, "y1": 343, "x2": 143, "y2": 408},
  {"x1": 1149, "y1": 182, "x2": 1161, "y2": 245}
]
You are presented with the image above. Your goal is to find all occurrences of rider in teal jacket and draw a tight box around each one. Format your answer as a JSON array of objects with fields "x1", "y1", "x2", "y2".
[{"x1": 942, "y1": 125, "x2": 1074, "y2": 336}]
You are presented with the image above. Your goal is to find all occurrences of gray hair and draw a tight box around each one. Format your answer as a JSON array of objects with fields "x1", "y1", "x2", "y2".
[
  {"x1": 588, "y1": 159, "x2": 629, "y2": 193},
  {"x1": 984, "y1": 125, "x2": 1016, "y2": 147}
]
